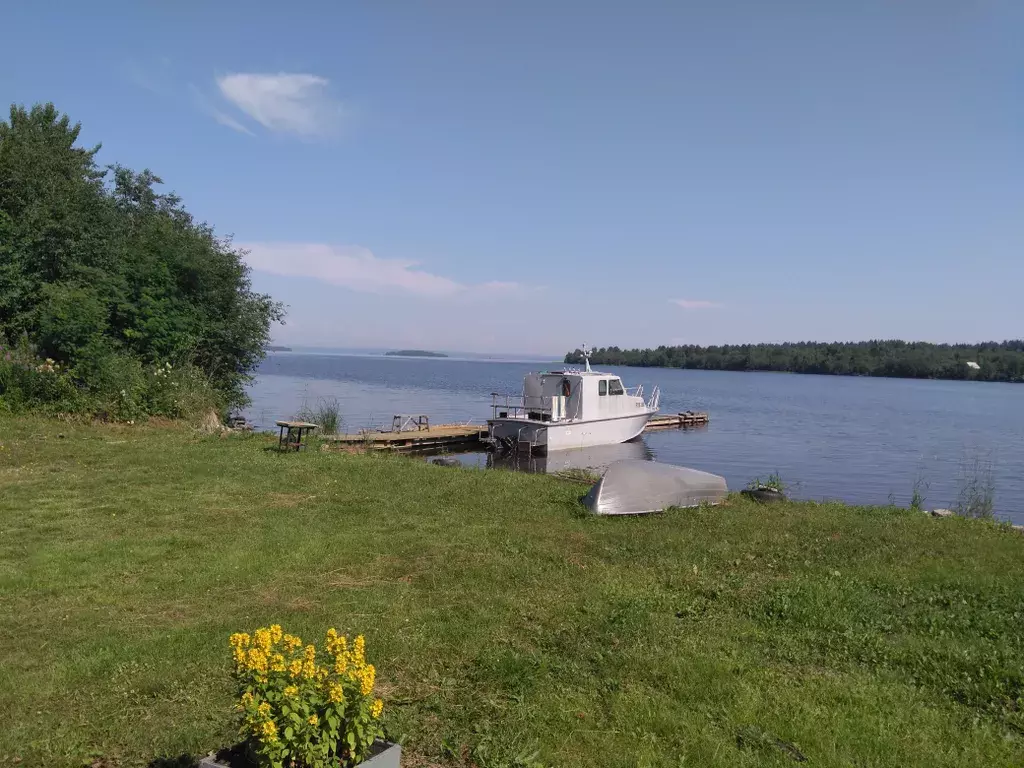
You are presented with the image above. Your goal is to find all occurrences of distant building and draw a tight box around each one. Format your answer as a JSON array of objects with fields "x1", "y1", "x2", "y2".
[{"x1": 966, "y1": 361, "x2": 981, "y2": 370}]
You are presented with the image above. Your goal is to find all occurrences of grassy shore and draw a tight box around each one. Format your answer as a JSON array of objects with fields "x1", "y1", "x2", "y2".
[{"x1": 1, "y1": 417, "x2": 1023, "y2": 767}]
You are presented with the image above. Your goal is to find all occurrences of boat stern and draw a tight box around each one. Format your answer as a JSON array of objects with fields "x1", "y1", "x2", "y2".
[{"x1": 488, "y1": 418, "x2": 549, "y2": 452}]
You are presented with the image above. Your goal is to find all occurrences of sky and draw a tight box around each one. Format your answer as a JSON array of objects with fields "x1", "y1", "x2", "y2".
[{"x1": 2, "y1": 2, "x2": 1021, "y2": 355}]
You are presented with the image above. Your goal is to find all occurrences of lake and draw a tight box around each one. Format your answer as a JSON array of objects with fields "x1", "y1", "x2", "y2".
[{"x1": 245, "y1": 352, "x2": 1024, "y2": 524}]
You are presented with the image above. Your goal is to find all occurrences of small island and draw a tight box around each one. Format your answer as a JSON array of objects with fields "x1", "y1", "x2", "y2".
[
  {"x1": 385, "y1": 349, "x2": 448, "y2": 358},
  {"x1": 267, "y1": 345, "x2": 292, "y2": 352}
]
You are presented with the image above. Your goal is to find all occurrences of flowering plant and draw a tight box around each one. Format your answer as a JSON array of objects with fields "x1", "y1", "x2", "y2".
[{"x1": 230, "y1": 625, "x2": 386, "y2": 768}]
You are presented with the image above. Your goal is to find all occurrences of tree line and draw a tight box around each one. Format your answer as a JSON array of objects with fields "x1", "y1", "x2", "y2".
[
  {"x1": 0, "y1": 103, "x2": 283, "y2": 418},
  {"x1": 565, "y1": 340, "x2": 1024, "y2": 382}
]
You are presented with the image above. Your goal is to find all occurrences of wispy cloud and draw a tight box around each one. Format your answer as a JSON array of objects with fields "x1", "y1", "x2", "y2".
[
  {"x1": 216, "y1": 73, "x2": 345, "y2": 138},
  {"x1": 672, "y1": 299, "x2": 722, "y2": 310},
  {"x1": 188, "y1": 84, "x2": 254, "y2": 135},
  {"x1": 241, "y1": 242, "x2": 528, "y2": 299}
]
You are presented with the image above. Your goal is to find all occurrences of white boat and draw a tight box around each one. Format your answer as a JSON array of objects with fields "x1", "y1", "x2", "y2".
[{"x1": 488, "y1": 347, "x2": 659, "y2": 453}]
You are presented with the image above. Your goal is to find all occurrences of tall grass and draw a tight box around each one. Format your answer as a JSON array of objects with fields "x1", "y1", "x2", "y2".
[
  {"x1": 954, "y1": 452, "x2": 996, "y2": 518},
  {"x1": 297, "y1": 397, "x2": 342, "y2": 435}
]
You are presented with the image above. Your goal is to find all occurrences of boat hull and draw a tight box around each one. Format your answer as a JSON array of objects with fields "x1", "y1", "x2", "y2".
[
  {"x1": 488, "y1": 411, "x2": 654, "y2": 452},
  {"x1": 583, "y1": 460, "x2": 728, "y2": 515}
]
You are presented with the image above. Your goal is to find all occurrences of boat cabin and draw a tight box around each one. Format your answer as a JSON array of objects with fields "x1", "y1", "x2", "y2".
[{"x1": 492, "y1": 370, "x2": 646, "y2": 423}]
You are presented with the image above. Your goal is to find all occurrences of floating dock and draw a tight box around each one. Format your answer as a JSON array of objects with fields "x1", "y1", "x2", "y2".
[
  {"x1": 325, "y1": 411, "x2": 708, "y2": 452},
  {"x1": 644, "y1": 411, "x2": 710, "y2": 430},
  {"x1": 328, "y1": 423, "x2": 489, "y2": 451}
]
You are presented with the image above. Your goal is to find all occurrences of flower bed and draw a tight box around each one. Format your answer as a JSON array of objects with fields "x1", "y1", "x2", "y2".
[{"x1": 206, "y1": 625, "x2": 395, "y2": 768}]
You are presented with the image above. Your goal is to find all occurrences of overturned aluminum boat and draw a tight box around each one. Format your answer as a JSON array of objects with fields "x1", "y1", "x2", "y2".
[{"x1": 583, "y1": 460, "x2": 728, "y2": 515}]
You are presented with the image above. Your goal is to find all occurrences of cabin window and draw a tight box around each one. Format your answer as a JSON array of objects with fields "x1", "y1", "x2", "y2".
[
  {"x1": 608, "y1": 378, "x2": 624, "y2": 396},
  {"x1": 598, "y1": 380, "x2": 607, "y2": 396}
]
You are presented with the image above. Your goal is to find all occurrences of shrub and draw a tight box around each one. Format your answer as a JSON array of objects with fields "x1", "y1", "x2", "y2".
[
  {"x1": 746, "y1": 472, "x2": 785, "y2": 493},
  {"x1": 230, "y1": 625, "x2": 385, "y2": 768},
  {"x1": 0, "y1": 336, "x2": 84, "y2": 414},
  {"x1": 298, "y1": 398, "x2": 342, "y2": 435}
]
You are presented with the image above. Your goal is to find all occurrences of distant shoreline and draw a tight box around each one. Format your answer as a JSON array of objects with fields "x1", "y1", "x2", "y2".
[
  {"x1": 385, "y1": 349, "x2": 449, "y2": 358},
  {"x1": 566, "y1": 341, "x2": 1024, "y2": 384},
  {"x1": 267, "y1": 345, "x2": 292, "y2": 352}
]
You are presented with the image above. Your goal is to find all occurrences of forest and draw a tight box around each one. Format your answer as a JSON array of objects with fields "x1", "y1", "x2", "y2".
[
  {"x1": 0, "y1": 103, "x2": 283, "y2": 418},
  {"x1": 565, "y1": 340, "x2": 1024, "y2": 382}
]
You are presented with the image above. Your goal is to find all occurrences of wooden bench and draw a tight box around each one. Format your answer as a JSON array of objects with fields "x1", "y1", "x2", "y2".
[{"x1": 276, "y1": 420, "x2": 318, "y2": 452}]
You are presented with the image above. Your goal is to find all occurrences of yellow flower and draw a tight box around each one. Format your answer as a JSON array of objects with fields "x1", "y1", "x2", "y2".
[
  {"x1": 328, "y1": 682, "x2": 345, "y2": 704},
  {"x1": 304, "y1": 644, "x2": 317, "y2": 663},
  {"x1": 334, "y1": 654, "x2": 348, "y2": 674},
  {"x1": 353, "y1": 635, "x2": 366, "y2": 666},
  {"x1": 257, "y1": 702, "x2": 271, "y2": 718},
  {"x1": 254, "y1": 628, "x2": 273, "y2": 653},
  {"x1": 289, "y1": 659, "x2": 304, "y2": 679},
  {"x1": 230, "y1": 633, "x2": 251, "y2": 668},
  {"x1": 359, "y1": 664, "x2": 376, "y2": 696},
  {"x1": 370, "y1": 699, "x2": 384, "y2": 718},
  {"x1": 246, "y1": 648, "x2": 269, "y2": 675},
  {"x1": 269, "y1": 624, "x2": 283, "y2": 644},
  {"x1": 302, "y1": 659, "x2": 317, "y2": 680},
  {"x1": 259, "y1": 719, "x2": 278, "y2": 742},
  {"x1": 308, "y1": 714, "x2": 319, "y2": 727},
  {"x1": 270, "y1": 653, "x2": 286, "y2": 673},
  {"x1": 283, "y1": 634, "x2": 303, "y2": 652},
  {"x1": 238, "y1": 691, "x2": 255, "y2": 711},
  {"x1": 283, "y1": 685, "x2": 298, "y2": 698},
  {"x1": 326, "y1": 627, "x2": 341, "y2": 654}
]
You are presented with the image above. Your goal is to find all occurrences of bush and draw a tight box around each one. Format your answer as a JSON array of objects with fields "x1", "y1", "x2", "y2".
[
  {"x1": 0, "y1": 336, "x2": 84, "y2": 414},
  {"x1": 230, "y1": 625, "x2": 385, "y2": 768},
  {"x1": 0, "y1": 334, "x2": 219, "y2": 420}
]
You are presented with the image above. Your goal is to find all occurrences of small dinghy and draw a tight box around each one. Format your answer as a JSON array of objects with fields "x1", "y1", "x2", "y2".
[{"x1": 583, "y1": 460, "x2": 728, "y2": 515}]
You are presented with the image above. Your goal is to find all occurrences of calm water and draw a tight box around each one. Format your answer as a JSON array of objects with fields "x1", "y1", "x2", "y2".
[{"x1": 246, "y1": 353, "x2": 1024, "y2": 524}]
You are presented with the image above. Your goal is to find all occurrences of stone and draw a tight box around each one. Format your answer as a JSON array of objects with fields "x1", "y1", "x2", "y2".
[
  {"x1": 197, "y1": 409, "x2": 224, "y2": 435},
  {"x1": 930, "y1": 508, "x2": 954, "y2": 518}
]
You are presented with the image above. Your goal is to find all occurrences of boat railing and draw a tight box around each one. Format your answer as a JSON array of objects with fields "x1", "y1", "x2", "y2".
[
  {"x1": 490, "y1": 392, "x2": 569, "y2": 421},
  {"x1": 646, "y1": 385, "x2": 660, "y2": 412},
  {"x1": 627, "y1": 384, "x2": 644, "y2": 398}
]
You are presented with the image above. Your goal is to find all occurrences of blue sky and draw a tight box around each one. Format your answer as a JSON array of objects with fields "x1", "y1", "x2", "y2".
[{"x1": 2, "y1": 2, "x2": 1021, "y2": 354}]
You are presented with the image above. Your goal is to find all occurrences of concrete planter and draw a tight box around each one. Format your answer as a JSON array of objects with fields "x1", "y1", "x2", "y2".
[{"x1": 198, "y1": 739, "x2": 400, "y2": 768}]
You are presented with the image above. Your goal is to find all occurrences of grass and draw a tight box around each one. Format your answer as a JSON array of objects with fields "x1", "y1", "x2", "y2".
[{"x1": 1, "y1": 416, "x2": 1023, "y2": 768}]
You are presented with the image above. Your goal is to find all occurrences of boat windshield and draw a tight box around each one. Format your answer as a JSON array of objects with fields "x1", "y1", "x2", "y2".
[{"x1": 608, "y1": 378, "x2": 625, "y2": 396}]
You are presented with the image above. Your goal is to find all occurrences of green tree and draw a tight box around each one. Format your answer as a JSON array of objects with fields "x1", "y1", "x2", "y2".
[{"x1": 0, "y1": 102, "x2": 284, "y2": 414}]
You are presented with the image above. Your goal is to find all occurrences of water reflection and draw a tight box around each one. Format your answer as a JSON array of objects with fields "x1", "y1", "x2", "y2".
[{"x1": 428, "y1": 439, "x2": 654, "y2": 475}]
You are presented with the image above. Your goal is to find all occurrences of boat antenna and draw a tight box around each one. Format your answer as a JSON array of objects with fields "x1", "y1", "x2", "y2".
[{"x1": 582, "y1": 343, "x2": 591, "y2": 373}]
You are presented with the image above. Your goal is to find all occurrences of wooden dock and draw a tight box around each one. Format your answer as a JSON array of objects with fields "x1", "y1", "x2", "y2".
[
  {"x1": 327, "y1": 423, "x2": 489, "y2": 451},
  {"x1": 325, "y1": 411, "x2": 709, "y2": 452},
  {"x1": 644, "y1": 411, "x2": 710, "y2": 430}
]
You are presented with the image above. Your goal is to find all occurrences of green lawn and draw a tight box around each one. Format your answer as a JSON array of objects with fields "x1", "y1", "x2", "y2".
[{"x1": 1, "y1": 416, "x2": 1023, "y2": 768}]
